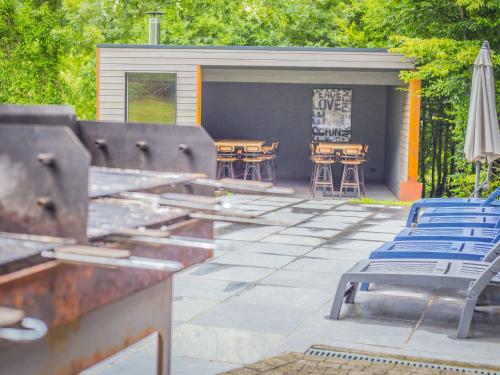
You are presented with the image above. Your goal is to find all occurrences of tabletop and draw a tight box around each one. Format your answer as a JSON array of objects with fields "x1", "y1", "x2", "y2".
[
  {"x1": 215, "y1": 139, "x2": 266, "y2": 147},
  {"x1": 317, "y1": 142, "x2": 363, "y2": 151}
]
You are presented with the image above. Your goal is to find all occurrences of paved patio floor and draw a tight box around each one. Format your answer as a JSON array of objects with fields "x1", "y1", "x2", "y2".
[{"x1": 83, "y1": 194, "x2": 500, "y2": 375}]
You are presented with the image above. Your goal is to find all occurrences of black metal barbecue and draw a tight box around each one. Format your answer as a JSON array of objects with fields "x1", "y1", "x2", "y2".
[{"x1": 0, "y1": 104, "x2": 217, "y2": 375}]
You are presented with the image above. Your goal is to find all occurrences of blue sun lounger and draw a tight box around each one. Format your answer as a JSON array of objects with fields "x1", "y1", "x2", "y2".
[
  {"x1": 330, "y1": 246, "x2": 500, "y2": 338},
  {"x1": 406, "y1": 187, "x2": 500, "y2": 226},
  {"x1": 360, "y1": 240, "x2": 500, "y2": 291},
  {"x1": 421, "y1": 206, "x2": 500, "y2": 218},
  {"x1": 416, "y1": 215, "x2": 500, "y2": 229},
  {"x1": 369, "y1": 240, "x2": 497, "y2": 261},
  {"x1": 394, "y1": 227, "x2": 500, "y2": 242}
]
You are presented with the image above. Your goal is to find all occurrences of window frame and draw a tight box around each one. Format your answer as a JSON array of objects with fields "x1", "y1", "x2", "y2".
[{"x1": 125, "y1": 72, "x2": 177, "y2": 124}]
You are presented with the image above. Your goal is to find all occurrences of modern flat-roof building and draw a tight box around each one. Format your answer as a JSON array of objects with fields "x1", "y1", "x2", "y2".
[{"x1": 96, "y1": 44, "x2": 422, "y2": 200}]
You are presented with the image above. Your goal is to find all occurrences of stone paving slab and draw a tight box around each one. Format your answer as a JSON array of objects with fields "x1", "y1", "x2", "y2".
[
  {"x1": 259, "y1": 269, "x2": 341, "y2": 291},
  {"x1": 307, "y1": 247, "x2": 373, "y2": 261},
  {"x1": 372, "y1": 212, "x2": 409, "y2": 219},
  {"x1": 291, "y1": 314, "x2": 416, "y2": 349},
  {"x1": 173, "y1": 296, "x2": 220, "y2": 323},
  {"x1": 262, "y1": 211, "x2": 315, "y2": 226},
  {"x1": 333, "y1": 204, "x2": 374, "y2": 211},
  {"x1": 261, "y1": 234, "x2": 326, "y2": 247},
  {"x1": 284, "y1": 257, "x2": 357, "y2": 275},
  {"x1": 173, "y1": 324, "x2": 285, "y2": 364},
  {"x1": 322, "y1": 239, "x2": 385, "y2": 251},
  {"x1": 335, "y1": 231, "x2": 396, "y2": 242},
  {"x1": 322, "y1": 210, "x2": 375, "y2": 218},
  {"x1": 363, "y1": 219, "x2": 407, "y2": 227},
  {"x1": 172, "y1": 356, "x2": 239, "y2": 375},
  {"x1": 219, "y1": 226, "x2": 285, "y2": 241},
  {"x1": 293, "y1": 203, "x2": 337, "y2": 210},
  {"x1": 243, "y1": 242, "x2": 314, "y2": 256},
  {"x1": 351, "y1": 224, "x2": 405, "y2": 234},
  {"x1": 215, "y1": 239, "x2": 253, "y2": 251},
  {"x1": 185, "y1": 263, "x2": 275, "y2": 282},
  {"x1": 191, "y1": 301, "x2": 312, "y2": 334},
  {"x1": 299, "y1": 221, "x2": 353, "y2": 230},
  {"x1": 307, "y1": 216, "x2": 366, "y2": 224},
  {"x1": 213, "y1": 252, "x2": 296, "y2": 269},
  {"x1": 257, "y1": 196, "x2": 306, "y2": 203},
  {"x1": 229, "y1": 285, "x2": 332, "y2": 312},
  {"x1": 174, "y1": 275, "x2": 251, "y2": 301},
  {"x1": 279, "y1": 227, "x2": 340, "y2": 238}
]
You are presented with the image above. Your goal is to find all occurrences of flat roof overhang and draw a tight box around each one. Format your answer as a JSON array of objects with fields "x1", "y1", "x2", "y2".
[
  {"x1": 97, "y1": 44, "x2": 414, "y2": 71},
  {"x1": 97, "y1": 44, "x2": 389, "y2": 52}
]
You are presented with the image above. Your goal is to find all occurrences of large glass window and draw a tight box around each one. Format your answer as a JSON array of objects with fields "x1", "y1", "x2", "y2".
[{"x1": 126, "y1": 73, "x2": 176, "y2": 124}]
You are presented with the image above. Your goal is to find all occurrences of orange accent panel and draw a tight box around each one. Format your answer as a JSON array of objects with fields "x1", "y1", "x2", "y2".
[
  {"x1": 95, "y1": 48, "x2": 100, "y2": 121},
  {"x1": 196, "y1": 65, "x2": 202, "y2": 126},
  {"x1": 400, "y1": 181, "x2": 423, "y2": 201},
  {"x1": 407, "y1": 79, "x2": 421, "y2": 181}
]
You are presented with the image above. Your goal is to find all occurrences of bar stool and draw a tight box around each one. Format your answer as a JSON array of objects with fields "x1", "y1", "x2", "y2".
[
  {"x1": 216, "y1": 145, "x2": 237, "y2": 179},
  {"x1": 261, "y1": 141, "x2": 279, "y2": 184},
  {"x1": 309, "y1": 143, "x2": 316, "y2": 191},
  {"x1": 242, "y1": 145, "x2": 264, "y2": 181},
  {"x1": 359, "y1": 144, "x2": 369, "y2": 196},
  {"x1": 339, "y1": 148, "x2": 364, "y2": 198},
  {"x1": 310, "y1": 145, "x2": 335, "y2": 198}
]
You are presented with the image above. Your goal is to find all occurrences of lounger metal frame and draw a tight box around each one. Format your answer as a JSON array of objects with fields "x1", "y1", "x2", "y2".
[{"x1": 330, "y1": 245, "x2": 500, "y2": 339}]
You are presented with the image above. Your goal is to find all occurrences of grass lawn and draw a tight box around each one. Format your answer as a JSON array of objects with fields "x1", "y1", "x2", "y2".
[
  {"x1": 128, "y1": 98, "x2": 176, "y2": 124},
  {"x1": 348, "y1": 197, "x2": 413, "y2": 206}
]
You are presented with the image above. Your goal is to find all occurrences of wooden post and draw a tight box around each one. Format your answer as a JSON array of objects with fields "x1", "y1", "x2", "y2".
[
  {"x1": 400, "y1": 79, "x2": 423, "y2": 201},
  {"x1": 407, "y1": 79, "x2": 421, "y2": 182},
  {"x1": 196, "y1": 65, "x2": 202, "y2": 126}
]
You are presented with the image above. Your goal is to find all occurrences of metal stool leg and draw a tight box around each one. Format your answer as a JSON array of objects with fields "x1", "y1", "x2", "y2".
[
  {"x1": 328, "y1": 164, "x2": 335, "y2": 198},
  {"x1": 354, "y1": 165, "x2": 360, "y2": 198},
  {"x1": 310, "y1": 163, "x2": 316, "y2": 192},
  {"x1": 360, "y1": 165, "x2": 366, "y2": 196},
  {"x1": 339, "y1": 164, "x2": 347, "y2": 198},
  {"x1": 312, "y1": 163, "x2": 320, "y2": 198},
  {"x1": 244, "y1": 162, "x2": 250, "y2": 180}
]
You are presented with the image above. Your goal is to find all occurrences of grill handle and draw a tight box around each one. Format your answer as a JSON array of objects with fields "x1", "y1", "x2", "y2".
[
  {"x1": 0, "y1": 318, "x2": 47, "y2": 343},
  {"x1": 41, "y1": 246, "x2": 183, "y2": 272}
]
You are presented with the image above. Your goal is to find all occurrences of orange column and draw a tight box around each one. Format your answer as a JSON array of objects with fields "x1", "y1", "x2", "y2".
[
  {"x1": 407, "y1": 79, "x2": 421, "y2": 182},
  {"x1": 95, "y1": 48, "x2": 100, "y2": 121},
  {"x1": 400, "y1": 79, "x2": 423, "y2": 201},
  {"x1": 196, "y1": 65, "x2": 202, "y2": 126}
]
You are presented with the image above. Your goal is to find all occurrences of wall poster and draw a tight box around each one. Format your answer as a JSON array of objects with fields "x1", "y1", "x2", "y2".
[{"x1": 312, "y1": 88, "x2": 352, "y2": 142}]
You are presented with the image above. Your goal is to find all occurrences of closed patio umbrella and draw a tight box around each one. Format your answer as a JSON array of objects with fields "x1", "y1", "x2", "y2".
[{"x1": 464, "y1": 41, "x2": 500, "y2": 196}]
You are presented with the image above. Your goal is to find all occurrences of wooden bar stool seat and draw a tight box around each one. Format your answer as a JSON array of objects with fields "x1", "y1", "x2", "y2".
[
  {"x1": 261, "y1": 141, "x2": 279, "y2": 185},
  {"x1": 242, "y1": 145, "x2": 265, "y2": 181},
  {"x1": 310, "y1": 144, "x2": 335, "y2": 198},
  {"x1": 339, "y1": 148, "x2": 365, "y2": 198},
  {"x1": 216, "y1": 145, "x2": 237, "y2": 179}
]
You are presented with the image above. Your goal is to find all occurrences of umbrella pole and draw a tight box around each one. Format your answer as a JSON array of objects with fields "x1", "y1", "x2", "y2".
[{"x1": 474, "y1": 161, "x2": 481, "y2": 197}]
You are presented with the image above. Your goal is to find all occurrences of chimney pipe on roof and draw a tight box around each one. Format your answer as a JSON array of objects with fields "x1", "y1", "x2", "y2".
[{"x1": 146, "y1": 11, "x2": 164, "y2": 45}]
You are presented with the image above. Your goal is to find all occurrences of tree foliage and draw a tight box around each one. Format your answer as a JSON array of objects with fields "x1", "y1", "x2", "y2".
[{"x1": 0, "y1": 0, "x2": 498, "y2": 196}]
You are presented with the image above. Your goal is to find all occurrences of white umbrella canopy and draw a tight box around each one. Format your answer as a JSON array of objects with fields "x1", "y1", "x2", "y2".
[
  {"x1": 464, "y1": 41, "x2": 499, "y2": 196},
  {"x1": 464, "y1": 41, "x2": 500, "y2": 163}
]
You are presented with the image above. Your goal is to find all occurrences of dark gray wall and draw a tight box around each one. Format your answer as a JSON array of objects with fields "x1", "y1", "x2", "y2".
[
  {"x1": 202, "y1": 82, "x2": 387, "y2": 181},
  {"x1": 384, "y1": 87, "x2": 403, "y2": 195}
]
